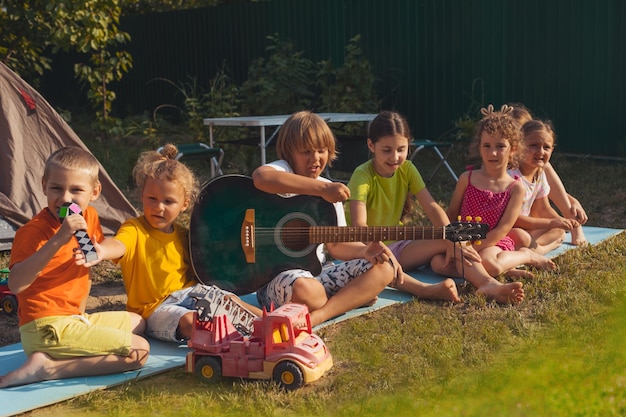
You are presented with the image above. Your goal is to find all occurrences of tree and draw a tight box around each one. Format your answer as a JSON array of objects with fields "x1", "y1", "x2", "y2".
[
  {"x1": 0, "y1": 1, "x2": 55, "y2": 80},
  {"x1": 240, "y1": 34, "x2": 317, "y2": 116},
  {"x1": 0, "y1": 1, "x2": 131, "y2": 121}
]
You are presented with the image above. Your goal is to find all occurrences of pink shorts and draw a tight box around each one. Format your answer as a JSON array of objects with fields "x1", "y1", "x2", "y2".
[{"x1": 496, "y1": 236, "x2": 516, "y2": 251}]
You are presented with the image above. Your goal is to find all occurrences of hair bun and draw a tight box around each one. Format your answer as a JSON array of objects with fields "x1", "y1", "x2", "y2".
[{"x1": 159, "y1": 143, "x2": 179, "y2": 160}]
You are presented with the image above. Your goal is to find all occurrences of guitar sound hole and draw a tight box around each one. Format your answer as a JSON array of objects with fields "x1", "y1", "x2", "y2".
[{"x1": 279, "y1": 219, "x2": 310, "y2": 251}]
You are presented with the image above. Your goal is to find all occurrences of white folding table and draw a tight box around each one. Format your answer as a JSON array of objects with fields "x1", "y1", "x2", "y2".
[{"x1": 203, "y1": 113, "x2": 377, "y2": 165}]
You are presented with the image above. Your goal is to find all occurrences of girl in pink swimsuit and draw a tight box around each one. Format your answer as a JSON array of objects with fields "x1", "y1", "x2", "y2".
[
  {"x1": 448, "y1": 104, "x2": 555, "y2": 276},
  {"x1": 431, "y1": 105, "x2": 556, "y2": 304}
]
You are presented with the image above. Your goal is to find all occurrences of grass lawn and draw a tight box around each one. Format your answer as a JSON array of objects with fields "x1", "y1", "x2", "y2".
[{"x1": 7, "y1": 143, "x2": 626, "y2": 416}]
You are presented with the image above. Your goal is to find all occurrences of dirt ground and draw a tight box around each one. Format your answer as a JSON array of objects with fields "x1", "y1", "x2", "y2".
[{"x1": 0, "y1": 261, "x2": 127, "y2": 347}]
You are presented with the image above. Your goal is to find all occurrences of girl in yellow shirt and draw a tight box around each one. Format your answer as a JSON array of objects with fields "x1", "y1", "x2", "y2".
[{"x1": 98, "y1": 144, "x2": 261, "y2": 342}]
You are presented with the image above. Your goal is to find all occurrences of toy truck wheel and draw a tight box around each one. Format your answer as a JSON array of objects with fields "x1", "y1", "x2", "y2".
[
  {"x1": 273, "y1": 361, "x2": 304, "y2": 390},
  {"x1": 194, "y1": 356, "x2": 222, "y2": 384},
  {"x1": 1, "y1": 295, "x2": 17, "y2": 316}
]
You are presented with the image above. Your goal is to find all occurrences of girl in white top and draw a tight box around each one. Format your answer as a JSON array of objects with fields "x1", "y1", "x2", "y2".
[{"x1": 507, "y1": 120, "x2": 579, "y2": 254}]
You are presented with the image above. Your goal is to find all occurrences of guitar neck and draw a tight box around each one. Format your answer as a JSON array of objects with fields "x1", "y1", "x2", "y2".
[{"x1": 309, "y1": 225, "x2": 446, "y2": 243}]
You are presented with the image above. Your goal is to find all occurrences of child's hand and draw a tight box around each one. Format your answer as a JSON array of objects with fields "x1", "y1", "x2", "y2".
[
  {"x1": 569, "y1": 198, "x2": 588, "y2": 224},
  {"x1": 550, "y1": 217, "x2": 579, "y2": 230},
  {"x1": 320, "y1": 182, "x2": 350, "y2": 203},
  {"x1": 364, "y1": 241, "x2": 403, "y2": 285},
  {"x1": 73, "y1": 239, "x2": 102, "y2": 268},
  {"x1": 364, "y1": 241, "x2": 391, "y2": 265},
  {"x1": 58, "y1": 214, "x2": 88, "y2": 241},
  {"x1": 445, "y1": 241, "x2": 481, "y2": 266}
]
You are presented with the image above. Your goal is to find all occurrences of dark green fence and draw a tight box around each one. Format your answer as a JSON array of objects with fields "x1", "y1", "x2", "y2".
[{"x1": 44, "y1": 0, "x2": 626, "y2": 156}]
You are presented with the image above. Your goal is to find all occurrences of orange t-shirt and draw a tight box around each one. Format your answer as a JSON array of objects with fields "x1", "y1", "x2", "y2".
[{"x1": 9, "y1": 206, "x2": 104, "y2": 326}]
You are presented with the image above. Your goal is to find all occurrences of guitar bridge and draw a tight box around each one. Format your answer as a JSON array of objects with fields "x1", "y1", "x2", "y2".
[{"x1": 241, "y1": 209, "x2": 255, "y2": 263}]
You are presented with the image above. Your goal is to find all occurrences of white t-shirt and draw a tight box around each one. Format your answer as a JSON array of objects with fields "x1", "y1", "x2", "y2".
[
  {"x1": 264, "y1": 159, "x2": 346, "y2": 264},
  {"x1": 265, "y1": 160, "x2": 347, "y2": 226},
  {"x1": 508, "y1": 167, "x2": 550, "y2": 216}
]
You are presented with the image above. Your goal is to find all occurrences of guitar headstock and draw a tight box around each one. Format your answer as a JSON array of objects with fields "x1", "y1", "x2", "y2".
[{"x1": 445, "y1": 218, "x2": 489, "y2": 242}]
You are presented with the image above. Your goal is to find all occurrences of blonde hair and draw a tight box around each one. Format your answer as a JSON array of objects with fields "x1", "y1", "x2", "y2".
[
  {"x1": 275, "y1": 111, "x2": 338, "y2": 168},
  {"x1": 43, "y1": 146, "x2": 100, "y2": 187},
  {"x1": 522, "y1": 119, "x2": 556, "y2": 144},
  {"x1": 132, "y1": 143, "x2": 200, "y2": 209},
  {"x1": 508, "y1": 102, "x2": 534, "y2": 126},
  {"x1": 470, "y1": 104, "x2": 525, "y2": 169}
]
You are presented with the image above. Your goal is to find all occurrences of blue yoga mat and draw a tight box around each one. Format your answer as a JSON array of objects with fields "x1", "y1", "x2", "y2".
[{"x1": 0, "y1": 226, "x2": 623, "y2": 417}]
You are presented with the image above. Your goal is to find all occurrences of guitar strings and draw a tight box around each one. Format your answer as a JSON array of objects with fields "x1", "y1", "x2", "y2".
[{"x1": 252, "y1": 226, "x2": 447, "y2": 239}]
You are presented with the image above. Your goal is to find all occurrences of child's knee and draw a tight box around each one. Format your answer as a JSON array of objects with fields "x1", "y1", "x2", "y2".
[
  {"x1": 291, "y1": 278, "x2": 327, "y2": 310},
  {"x1": 129, "y1": 335, "x2": 150, "y2": 366},
  {"x1": 509, "y1": 228, "x2": 531, "y2": 249},
  {"x1": 368, "y1": 259, "x2": 396, "y2": 286},
  {"x1": 430, "y1": 255, "x2": 446, "y2": 273},
  {"x1": 129, "y1": 312, "x2": 146, "y2": 334},
  {"x1": 483, "y1": 261, "x2": 501, "y2": 277}
]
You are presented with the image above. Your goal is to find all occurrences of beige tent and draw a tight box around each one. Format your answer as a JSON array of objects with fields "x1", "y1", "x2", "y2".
[{"x1": 0, "y1": 62, "x2": 138, "y2": 250}]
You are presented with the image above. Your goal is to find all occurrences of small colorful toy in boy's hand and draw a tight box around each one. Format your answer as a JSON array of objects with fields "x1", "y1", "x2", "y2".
[{"x1": 59, "y1": 202, "x2": 98, "y2": 263}]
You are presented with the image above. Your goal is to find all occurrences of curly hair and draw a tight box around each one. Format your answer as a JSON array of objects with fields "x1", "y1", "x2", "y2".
[
  {"x1": 469, "y1": 104, "x2": 525, "y2": 169},
  {"x1": 132, "y1": 143, "x2": 200, "y2": 210}
]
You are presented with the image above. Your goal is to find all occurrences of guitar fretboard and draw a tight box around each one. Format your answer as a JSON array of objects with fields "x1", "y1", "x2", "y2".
[{"x1": 309, "y1": 226, "x2": 445, "y2": 243}]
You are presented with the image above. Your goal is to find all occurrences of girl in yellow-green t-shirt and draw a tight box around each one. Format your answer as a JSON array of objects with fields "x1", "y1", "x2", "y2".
[{"x1": 347, "y1": 111, "x2": 480, "y2": 303}]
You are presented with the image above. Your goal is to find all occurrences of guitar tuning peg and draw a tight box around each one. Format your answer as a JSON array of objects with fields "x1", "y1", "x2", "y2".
[
  {"x1": 457, "y1": 215, "x2": 462, "y2": 221},
  {"x1": 474, "y1": 240, "x2": 482, "y2": 245},
  {"x1": 465, "y1": 216, "x2": 472, "y2": 222},
  {"x1": 475, "y1": 216, "x2": 482, "y2": 222}
]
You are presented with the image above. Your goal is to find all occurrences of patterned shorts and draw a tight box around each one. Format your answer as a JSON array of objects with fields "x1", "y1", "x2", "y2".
[{"x1": 256, "y1": 259, "x2": 373, "y2": 309}]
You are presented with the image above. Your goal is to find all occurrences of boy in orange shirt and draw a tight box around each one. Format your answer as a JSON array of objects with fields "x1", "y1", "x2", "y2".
[{"x1": 0, "y1": 147, "x2": 149, "y2": 388}]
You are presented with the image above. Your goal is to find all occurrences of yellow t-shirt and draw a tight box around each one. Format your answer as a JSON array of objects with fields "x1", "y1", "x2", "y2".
[{"x1": 114, "y1": 216, "x2": 195, "y2": 319}]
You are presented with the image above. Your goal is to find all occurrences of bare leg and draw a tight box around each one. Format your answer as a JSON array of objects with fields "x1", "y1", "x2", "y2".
[
  {"x1": 570, "y1": 226, "x2": 587, "y2": 246},
  {"x1": 394, "y1": 273, "x2": 460, "y2": 303},
  {"x1": 431, "y1": 254, "x2": 524, "y2": 304},
  {"x1": 511, "y1": 227, "x2": 564, "y2": 255},
  {"x1": 505, "y1": 268, "x2": 535, "y2": 279},
  {"x1": 0, "y1": 335, "x2": 150, "y2": 388},
  {"x1": 231, "y1": 296, "x2": 263, "y2": 317},
  {"x1": 398, "y1": 240, "x2": 450, "y2": 271},
  {"x1": 531, "y1": 228, "x2": 565, "y2": 254},
  {"x1": 481, "y1": 247, "x2": 556, "y2": 277},
  {"x1": 298, "y1": 262, "x2": 394, "y2": 327},
  {"x1": 177, "y1": 311, "x2": 196, "y2": 340}
]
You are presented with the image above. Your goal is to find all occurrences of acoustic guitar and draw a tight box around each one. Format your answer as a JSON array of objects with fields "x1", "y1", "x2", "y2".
[{"x1": 189, "y1": 175, "x2": 488, "y2": 294}]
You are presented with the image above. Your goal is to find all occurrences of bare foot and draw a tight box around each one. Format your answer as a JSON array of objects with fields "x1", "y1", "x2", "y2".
[
  {"x1": 476, "y1": 281, "x2": 524, "y2": 304},
  {"x1": 505, "y1": 268, "x2": 535, "y2": 279},
  {"x1": 418, "y1": 279, "x2": 461, "y2": 303},
  {"x1": 570, "y1": 226, "x2": 588, "y2": 246},
  {"x1": 536, "y1": 237, "x2": 564, "y2": 255},
  {"x1": 0, "y1": 352, "x2": 54, "y2": 388},
  {"x1": 521, "y1": 248, "x2": 557, "y2": 271}
]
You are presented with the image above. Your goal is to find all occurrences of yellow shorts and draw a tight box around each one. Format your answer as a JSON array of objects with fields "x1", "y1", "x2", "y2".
[{"x1": 20, "y1": 311, "x2": 132, "y2": 359}]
